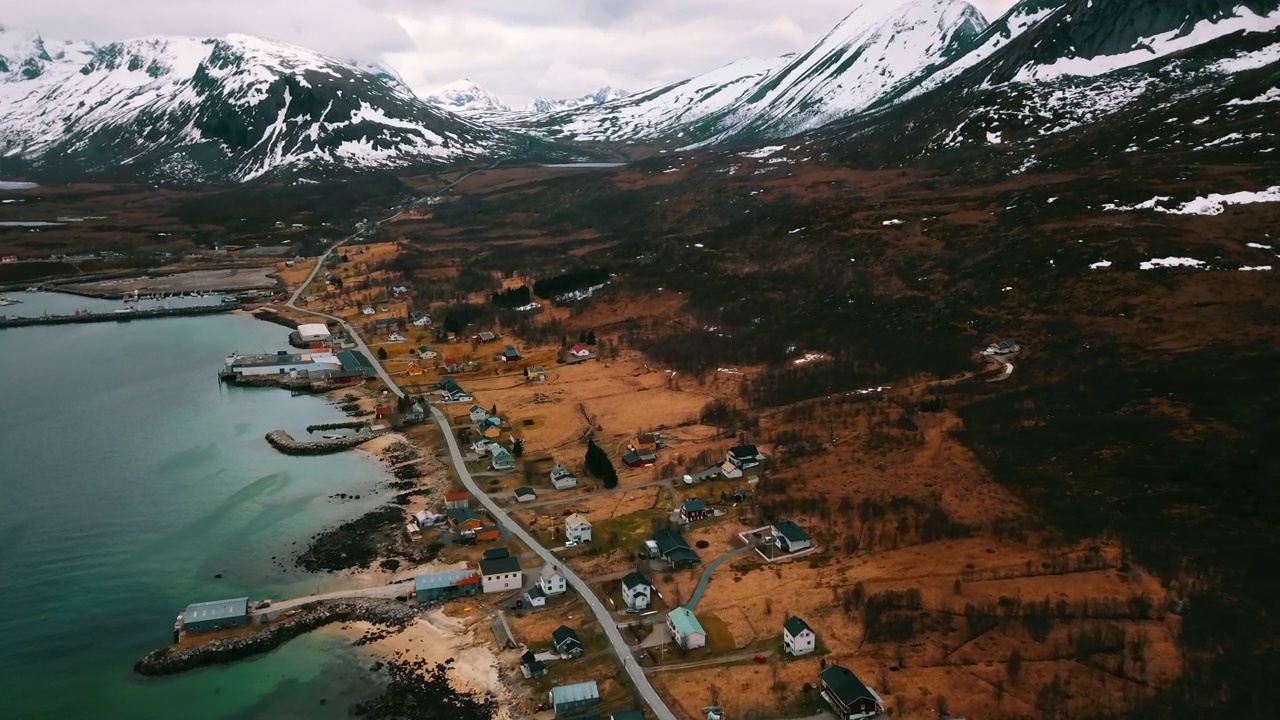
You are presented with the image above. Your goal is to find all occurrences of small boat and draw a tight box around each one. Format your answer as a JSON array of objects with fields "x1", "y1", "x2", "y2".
[
  {"x1": 26, "y1": 286, "x2": 41, "y2": 292},
  {"x1": 123, "y1": 290, "x2": 138, "y2": 303},
  {"x1": 322, "y1": 433, "x2": 344, "y2": 440}
]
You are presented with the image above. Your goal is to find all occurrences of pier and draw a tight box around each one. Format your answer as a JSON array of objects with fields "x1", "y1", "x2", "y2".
[
  {"x1": 0, "y1": 303, "x2": 241, "y2": 329},
  {"x1": 265, "y1": 429, "x2": 383, "y2": 455}
]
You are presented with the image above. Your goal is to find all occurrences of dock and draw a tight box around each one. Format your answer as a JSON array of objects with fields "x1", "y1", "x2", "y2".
[
  {"x1": 265, "y1": 429, "x2": 384, "y2": 455},
  {"x1": 0, "y1": 303, "x2": 241, "y2": 329}
]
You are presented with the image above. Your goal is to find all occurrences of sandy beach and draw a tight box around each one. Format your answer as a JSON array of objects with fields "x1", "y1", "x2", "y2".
[{"x1": 327, "y1": 609, "x2": 522, "y2": 720}]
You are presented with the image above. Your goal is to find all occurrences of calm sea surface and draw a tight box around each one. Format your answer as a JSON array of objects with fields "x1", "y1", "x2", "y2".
[{"x1": 0, "y1": 292, "x2": 392, "y2": 719}]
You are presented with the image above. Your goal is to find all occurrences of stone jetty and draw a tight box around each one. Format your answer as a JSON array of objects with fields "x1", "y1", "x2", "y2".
[
  {"x1": 306, "y1": 420, "x2": 370, "y2": 433},
  {"x1": 0, "y1": 303, "x2": 240, "y2": 329},
  {"x1": 134, "y1": 598, "x2": 418, "y2": 676},
  {"x1": 265, "y1": 429, "x2": 381, "y2": 455}
]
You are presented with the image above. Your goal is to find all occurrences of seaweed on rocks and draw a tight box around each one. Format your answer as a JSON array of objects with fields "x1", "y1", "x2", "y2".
[
  {"x1": 353, "y1": 658, "x2": 495, "y2": 720},
  {"x1": 297, "y1": 506, "x2": 405, "y2": 572}
]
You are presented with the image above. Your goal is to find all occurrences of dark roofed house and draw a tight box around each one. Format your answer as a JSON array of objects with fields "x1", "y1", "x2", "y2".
[
  {"x1": 653, "y1": 527, "x2": 700, "y2": 569},
  {"x1": 514, "y1": 486, "x2": 537, "y2": 502},
  {"x1": 336, "y1": 349, "x2": 376, "y2": 376},
  {"x1": 820, "y1": 664, "x2": 884, "y2": 720},
  {"x1": 552, "y1": 625, "x2": 583, "y2": 657},
  {"x1": 727, "y1": 444, "x2": 765, "y2": 469},
  {"x1": 622, "y1": 450, "x2": 657, "y2": 468},
  {"x1": 447, "y1": 507, "x2": 483, "y2": 530},
  {"x1": 475, "y1": 330, "x2": 498, "y2": 344},
  {"x1": 482, "y1": 547, "x2": 510, "y2": 561},
  {"x1": 772, "y1": 520, "x2": 813, "y2": 553},
  {"x1": 502, "y1": 344, "x2": 521, "y2": 362},
  {"x1": 679, "y1": 498, "x2": 712, "y2": 523},
  {"x1": 521, "y1": 650, "x2": 546, "y2": 678},
  {"x1": 783, "y1": 615, "x2": 817, "y2": 656}
]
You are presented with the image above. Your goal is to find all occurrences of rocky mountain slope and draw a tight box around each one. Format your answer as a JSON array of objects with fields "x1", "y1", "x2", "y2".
[
  {"x1": 422, "y1": 79, "x2": 630, "y2": 118},
  {"x1": 0, "y1": 30, "x2": 553, "y2": 184},
  {"x1": 524, "y1": 0, "x2": 989, "y2": 145}
]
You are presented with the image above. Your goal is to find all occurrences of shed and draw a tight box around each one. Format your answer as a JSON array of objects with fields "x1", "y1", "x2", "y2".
[
  {"x1": 514, "y1": 486, "x2": 537, "y2": 502},
  {"x1": 550, "y1": 681, "x2": 600, "y2": 716},
  {"x1": 521, "y1": 650, "x2": 546, "y2": 678},
  {"x1": 182, "y1": 597, "x2": 250, "y2": 634}
]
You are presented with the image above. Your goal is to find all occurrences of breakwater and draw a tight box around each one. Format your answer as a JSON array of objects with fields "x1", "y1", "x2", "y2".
[
  {"x1": 306, "y1": 421, "x2": 369, "y2": 433},
  {"x1": 134, "y1": 598, "x2": 418, "y2": 677},
  {"x1": 0, "y1": 303, "x2": 240, "y2": 328},
  {"x1": 266, "y1": 429, "x2": 380, "y2": 455}
]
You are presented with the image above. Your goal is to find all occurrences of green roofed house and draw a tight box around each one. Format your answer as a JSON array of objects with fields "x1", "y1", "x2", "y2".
[
  {"x1": 611, "y1": 712, "x2": 646, "y2": 720},
  {"x1": 653, "y1": 527, "x2": 700, "y2": 569},
  {"x1": 666, "y1": 606, "x2": 707, "y2": 650},
  {"x1": 181, "y1": 597, "x2": 249, "y2": 635},
  {"x1": 550, "y1": 680, "x2": 600, "y2": 716},
  {"x1": 490, "y1": 446, "x2": 516, "y2": 471},
  {"x1": 772, "y1": 520, "x2": 812, "y2": 554},
  {"x1": 336, "y1": 349, "x2": 376, "y2": 376},
  {"x1": 819, "y1": 664, "x2": 884, "y2": 720}
]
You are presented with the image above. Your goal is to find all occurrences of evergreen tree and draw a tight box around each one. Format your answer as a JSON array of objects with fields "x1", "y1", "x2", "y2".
[
  {"x1": 490, "y1": 404, "x2": 498, "y2": 417},
  {"x1": 586, "y1": 330, "x2": 597, "y2": 345},
  {"x1": 377, "y1": 347, "x2": 388, "y2": 361},
  {"x1": 584, "y1": 439, "x2": 618, "y2": 489},
  {"x1": 511, "y1": 438, "x2": 524, "y2": 457},
  {"x1": 578, "y1": 330, "x2": 587, "y2": 343}
]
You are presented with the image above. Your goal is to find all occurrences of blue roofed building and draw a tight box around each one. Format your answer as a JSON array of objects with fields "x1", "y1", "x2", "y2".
[
  {"x1": 181, "y1": 597, "x2": 250, "y2": 634},
  {"x1": 549, "y1": 680, "x2": 601, "y2": 716}
]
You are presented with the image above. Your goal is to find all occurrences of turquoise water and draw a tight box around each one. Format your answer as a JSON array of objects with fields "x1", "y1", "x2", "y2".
[{"x1": 0, "y1": 301, "x2": 393, "y2": 718}]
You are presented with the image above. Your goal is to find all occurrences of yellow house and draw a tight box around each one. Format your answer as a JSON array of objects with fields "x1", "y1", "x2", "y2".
[{"x1": 407, "y1": 362, "x2": 423, "y2": 376}]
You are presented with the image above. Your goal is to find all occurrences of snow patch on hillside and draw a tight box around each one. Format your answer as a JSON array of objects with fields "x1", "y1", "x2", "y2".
[
  {"x1": 1140, "y1": 257, "x2": 1205, "y2": 270},
  {"x1": 1106, "y1": 187, "x2": 1280, "y2": 215}
]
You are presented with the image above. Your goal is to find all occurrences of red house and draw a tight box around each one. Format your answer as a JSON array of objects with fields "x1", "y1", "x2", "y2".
[
  {"x1": 375, "y1": 406, "x2": 394, "y2": 419},
  {"x1": 444, "y1": 492, "x2": 471, "y2": 509},
  {"x1": 679, "y1": 498, "x2": 712, "y2": 522}
]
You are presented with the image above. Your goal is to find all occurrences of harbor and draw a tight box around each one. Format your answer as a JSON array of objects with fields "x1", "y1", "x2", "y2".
[{"x1": 0, "y1": 301, "x2": 242, "y2": 328}]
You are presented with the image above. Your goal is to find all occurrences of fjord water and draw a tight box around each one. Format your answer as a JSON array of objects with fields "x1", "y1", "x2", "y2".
[{"x1": 0, "y1": 298, "x2": 389, "y2": 718}]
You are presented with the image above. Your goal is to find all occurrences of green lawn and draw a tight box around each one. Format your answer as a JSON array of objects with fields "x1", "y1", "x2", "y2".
[
  {"x1": 588, "y1": 509, "x2": 669, "y2": 554},
  {"x1": 699, "y1": 611, "x2": 737, "y2": 652}
]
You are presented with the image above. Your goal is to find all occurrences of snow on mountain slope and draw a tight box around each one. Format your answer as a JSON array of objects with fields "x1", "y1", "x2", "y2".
[
  {"x1": 0, "y1": 31, "x2": 534, "y2": 183},
  {"x1": 523, "y1": 86, "x2": 630, "y2": 113},
  {"x1": 423, "y1": 78, "x2": 512, "y2": 114},
  {"x1": 687, "y1": 0, "x2": 989, "y2": 145},
  {"x1": 524, "y1": 0, "x2": 988, "y2": 145},
  {"x1": 529, "y1": 55, "x2": 792, "y2": 141}
]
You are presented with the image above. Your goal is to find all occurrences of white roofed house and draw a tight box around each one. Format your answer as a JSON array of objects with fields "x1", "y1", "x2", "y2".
[
  {"x1": 783, "y1": 615, "x2": 817, "y2": 656},
  {"x1": 539, "y1": 564, "x2": 567, "y2": 596},
  {"x1": 565, "y1": 513, "x2": 592, "y2": 543},
  {"x1": 297, "y1": 322, "x2": 331, "y2": 343}
]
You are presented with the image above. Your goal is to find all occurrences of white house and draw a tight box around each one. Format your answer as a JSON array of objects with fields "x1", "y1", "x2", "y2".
[
  {"x1": 362, "y1": 306, "x2": 376, "y2": 315},
  {"x1": 469, "y1": 405, "x2": 489, "y2": 424},
  {"x1": 772, "y1": 520, "x2": 813, "y2": 554},
  {"x1": 726, "y1": 444, "x2": 765, "y2": 469},
  {"x1": 525, "y1": 586, "x2": 547, "y2": 608},
  {"x1": 411, "y1": 315, "x2": 431, "y2": 327},
  {"x1": 666, "y1": 607, "x2": 706, "y2": 651},
  {"x1": 539, "y1": 564, "x2": 567, "y2": 596},
  {"x1": 783, "y1": 615, "x2": 817, "y2": 656},
  {"x1": 565, "y1": 513, "x2": 592, "y2": 543},
  {"x1": 568, "y1": 344, "x2": 591, "y2": 359},
  {"x1": 479, "y1": 554, "x2": 522, "y2": 594},
  {"x1": 621, "y1": 571, "x2": 651, "y2": 612},
  {"x1": 297, "y1": 323, "x2": 331, "y2": 343},
  {"x1": 985, "y1": 339, "x2": 1020, "y2": 355},
  {"x1": 550, "y1": 464, "x2": 578, "y2": 490}
]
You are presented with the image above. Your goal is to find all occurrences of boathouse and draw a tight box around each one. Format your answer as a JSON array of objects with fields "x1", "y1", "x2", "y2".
[{"x1": 181, "y1": 597, "x2": 250, "y2": 634}]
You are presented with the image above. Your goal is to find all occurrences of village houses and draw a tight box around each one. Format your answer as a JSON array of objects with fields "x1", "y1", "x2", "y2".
[
  {"x1": 550, "y1": 464, "x2": 578, "y2": 490},
  {"x1": 679, "y1": 498, "x2": 713, "y2": 523},
  {"x1": 552, "y1": 625, "x2": 583, "y2": 657},
  {"x1": 621, "y1": 571, "x2": 652, "y2": 611},
  {"x1": 667, "y1": 607, "x2": 707, "y2": 650},
  {"x1": 539, "y1": 564, "x2": 567, "y2": 596},
  {"x1": 478, "y1": 548, "x2": 522, "y2": 593},
  {"x1": 820, "y1": 665, "x2": 885, "y2": 720},
  {"x1": 565, "y1": 513, "x2": 592, "y2": 544},
  {"x1": 772, "y1": 520, "x2": 813, "y2": 554}
]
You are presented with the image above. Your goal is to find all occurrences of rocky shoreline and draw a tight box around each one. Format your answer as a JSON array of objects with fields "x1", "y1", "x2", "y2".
[{"x1": 134, "y1": 598, "x2": 418, "y2": 677}]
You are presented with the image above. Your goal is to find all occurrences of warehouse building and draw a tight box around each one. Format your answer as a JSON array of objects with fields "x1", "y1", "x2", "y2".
[
  {"x1": 550, "y1": 681, "x2": 601, "y2": 716},
  {"x1": 297, "y1": 323, "x2": 331, "y2": 343},
  {"x1": 414, "y1": 569, "x2": 481, "y2": 604},
  {"x1": 181, "y1": 597, "x2": 250, "y2": 635}
]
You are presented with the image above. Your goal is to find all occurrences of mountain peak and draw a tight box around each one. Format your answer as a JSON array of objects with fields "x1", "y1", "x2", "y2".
[
  {"x1": 423, "y1": 78, "x2": 511, "y2": 113},
  {"x1": 524, "y1": 86, "x2": 631, "y2": 114}
]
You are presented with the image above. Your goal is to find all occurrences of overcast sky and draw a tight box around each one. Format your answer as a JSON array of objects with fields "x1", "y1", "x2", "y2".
[{"x1": 9, "y1": 0, "x2": 1020, "y2": 105}]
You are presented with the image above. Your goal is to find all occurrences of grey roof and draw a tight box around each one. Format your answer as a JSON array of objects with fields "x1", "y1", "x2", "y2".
[
  {"x1": 483, "y1": 547, "x2": 511, "y2": 561},
  {"x1": 820, "y1": 664, "x2": 875, "y2": 706},
  {"x1": 653, "y1": 528, "x2": 689, "y2": 555},
  {"x1": 540, "y1": 564, "x2": 564, "y2": 581},
  {"x1": 479, "y1": 555, "x2": 521, "y2": 576},
  {"x1": 783, "y1": 615, "x2": 813, "y2": 637},
  {"x1": 682, "y1": 498, "x2": 709, "y2": 512},
  {"x1": 337, "y1": 349, "x2": 374, "y2": 371},
  {"x1": 514, "y1": 486, "x2": 536, "y2": 498},
  {"x1": 550, "y1": 680, "x2": 599, "y2": 706},
  {"x1": 521, "y1": 650, "x2": 544, "y2": 672},
  {"x1": 552, "y1": 625, "x2": 581, "y2": 648},
  {"x1": 621, "y1": 571, "x2": 650, "y2": 591},
  {"x1": 773, "y1": 520, "x2": 811, "y2": 543},
  {"x1": 183, "y1": 597, "x2": 249, "y2": 623},
  {"x1": 415, "y1": 570, "x2": 479, "y2": 592},
  {"x1": 527, "y1": 586, "x2": 546, "y2": 599}
]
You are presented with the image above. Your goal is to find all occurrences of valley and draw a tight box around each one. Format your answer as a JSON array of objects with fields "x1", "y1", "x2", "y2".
[{"x1": 2, "y1": 1, "x2": 1278, "y2": 719}]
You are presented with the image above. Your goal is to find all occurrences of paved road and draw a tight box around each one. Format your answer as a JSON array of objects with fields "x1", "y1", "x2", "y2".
[
  {"x1": 249, "y1": 579, "x2": 415, "y2": 620},
  {"x1": 432, "y1": 406, "x2": 678, "y2": 720},
  {"x1": 686, "y1": 545, "x2": 753, "y2": 610},
  {"x1": 285, "y1": 159, "x2": 504, "y2": 400},
  {"x1": 643, "y1": 647, "x2": 774, "y2": 673}
]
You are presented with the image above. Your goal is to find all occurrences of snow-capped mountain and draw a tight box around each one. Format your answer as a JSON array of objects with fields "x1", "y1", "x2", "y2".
[
  {"x1": 0, "y1": 30, "x2": 546, "y2": 184},
  {"x1": 524, "y1": 86, "x2": 630, "y2": 114},
  {"x1": 422, "y1": 78, "x2": 512, "y2": 114},
  {"x1": 524, "y1": 0, "x2": 988, "y2": 145},
  {"x1": 818, "y1": 0, "x2": 1280, "y2": 167},
  {"x1": 531, "y1": 55, "x2": 794, "y2": 142}
]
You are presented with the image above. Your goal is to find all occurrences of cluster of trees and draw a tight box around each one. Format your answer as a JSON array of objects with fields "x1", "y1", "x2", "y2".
[
  {"x1": 491, "y1": 285, "x2": 531, "y2": 307},
  {"x1": 584, "y1": 440, "x2": 618, "y2": 488},
  {"x1": 700, "y1": 398, "x2": 757, "y2": 432},
  {"x1": 532, "y1": 268, "x2": 609, "y2": 299}
]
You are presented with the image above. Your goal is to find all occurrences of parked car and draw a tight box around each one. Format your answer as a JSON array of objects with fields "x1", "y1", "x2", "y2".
[
  {"x1": 565, "y1": 539, "x2": 579, "y2": 549},
  {"x1": 682, "y1": 475, "x2": 694, "y2": 485},
  {"x1": 753, "y1": 654, "x2": 767, "y2": 663},
  {"x1": 255, "y1": 600, "x2": 273, "y2": 610}
]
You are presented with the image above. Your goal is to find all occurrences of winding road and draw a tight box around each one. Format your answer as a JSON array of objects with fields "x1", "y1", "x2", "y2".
[
  {"x1": 685, "y1": 545, "x2": 753, "y2": 610},
  {"x1": 280, "y1": 160, "x2": 679, "y2": 720}
]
